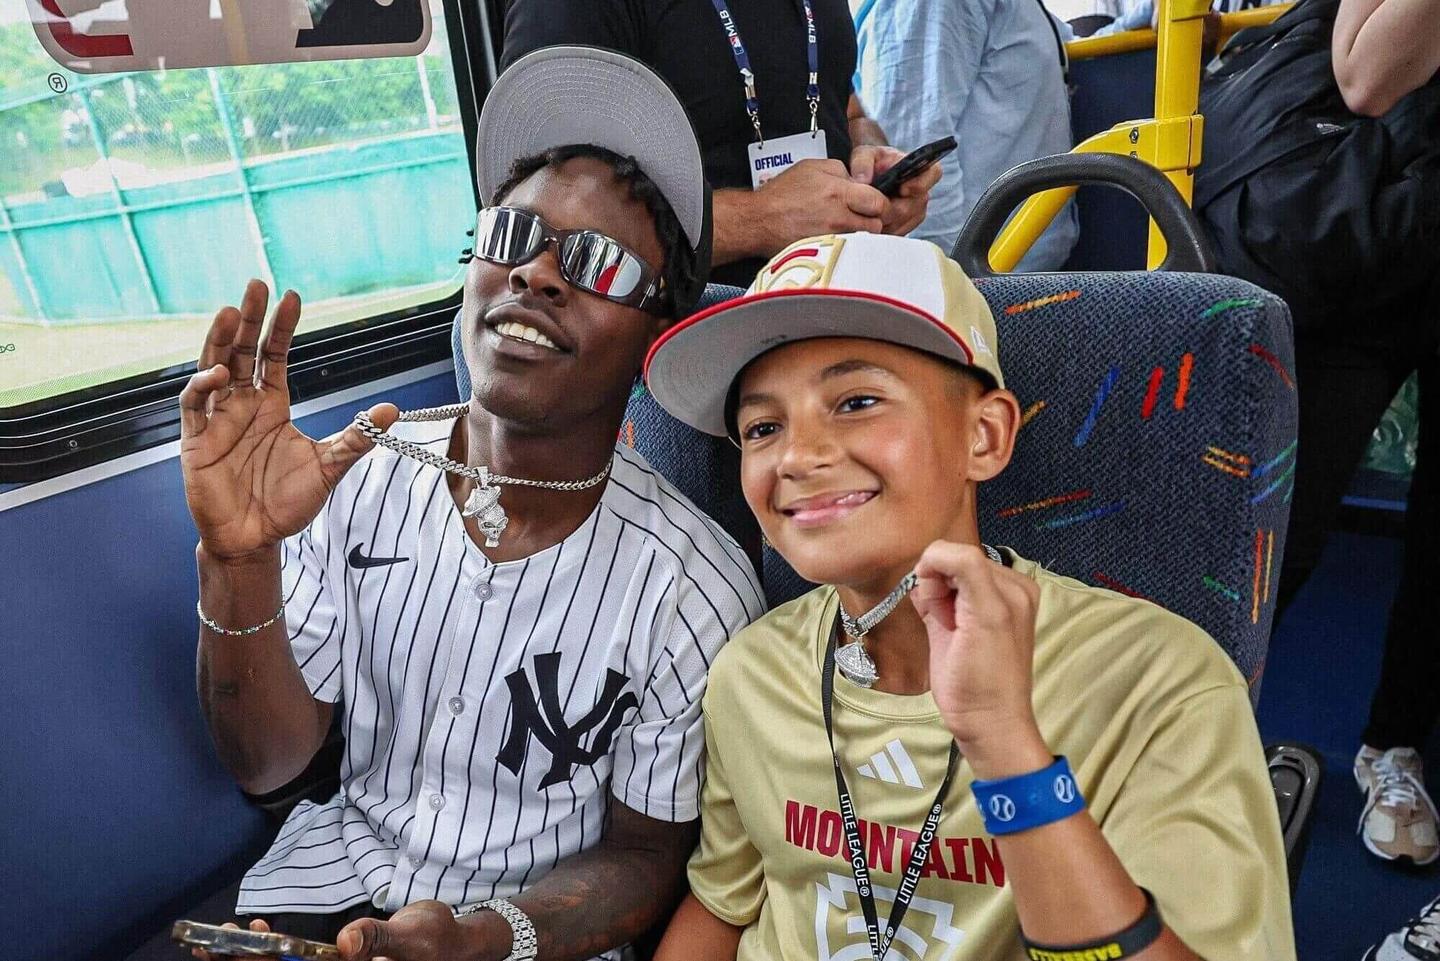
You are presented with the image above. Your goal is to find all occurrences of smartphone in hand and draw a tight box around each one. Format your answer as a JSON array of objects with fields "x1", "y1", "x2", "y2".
[
  {"x1": 870, "y1": 136, "x2": 957, "y2": 198},
  {"x1": 172, "y1": 920, "x2": 341, "y2": 959}
]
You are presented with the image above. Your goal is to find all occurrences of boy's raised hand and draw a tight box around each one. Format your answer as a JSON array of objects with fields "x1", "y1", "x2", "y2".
[{"x1": 911, "y1": 541, "x2": 1053, "y2": 780}]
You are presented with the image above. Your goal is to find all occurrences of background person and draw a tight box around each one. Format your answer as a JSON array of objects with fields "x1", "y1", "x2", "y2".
[
  {"x1": 164, "y1": 47, "x2": 762, "y2": 961},
  {"x1": 853, "y1": 0, "x2": 1080, "y2": 266},
  {"x1": 1194, "y1": 0, "x2": 1440, "y2": 868},
  {"x1": 502, "y1": 0, "x2": 942, "y2": 287},
  {"x1": 1364, "y1": 892, "x2": 1440, "y2": 960}
]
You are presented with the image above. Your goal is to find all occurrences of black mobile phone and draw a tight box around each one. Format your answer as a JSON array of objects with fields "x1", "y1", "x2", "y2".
[
  {"x1": 171, "y1": 920, "x2": 342, "y2": 959},
  {"x1": 871, "y1": 135, "x2": 958, "y2": 198}
]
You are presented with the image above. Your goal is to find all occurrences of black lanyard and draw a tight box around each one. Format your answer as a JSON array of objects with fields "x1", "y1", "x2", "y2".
[
  {"x1": 822, "y1": 620, "x2": 958, "y2": 961},
  {"x1": 707, "y1": 0, "x2": 821, "y2": 142}
]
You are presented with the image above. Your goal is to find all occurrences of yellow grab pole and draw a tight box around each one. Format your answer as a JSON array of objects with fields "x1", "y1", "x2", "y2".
[
  {"x1": 1145, "y1": 0, "x2": 1210, "y2": 266},
  {"x1": 988, "y1": 116, "x2": 1203, "y2": 273}
]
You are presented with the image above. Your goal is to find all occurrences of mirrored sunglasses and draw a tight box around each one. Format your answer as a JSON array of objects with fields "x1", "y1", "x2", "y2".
[{"x1": 473, "y1": 206, "x2": 667, "y2": 314}]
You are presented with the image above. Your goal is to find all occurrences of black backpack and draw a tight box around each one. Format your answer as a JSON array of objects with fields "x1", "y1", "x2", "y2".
[{"x1": 1193, "y1": 0, "x2": 1440, "y2": 336}]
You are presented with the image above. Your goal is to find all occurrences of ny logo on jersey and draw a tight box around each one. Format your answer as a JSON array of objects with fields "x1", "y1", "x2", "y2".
[{"x1": 498, "y1": 653, "x2": 639, "y2": 788}]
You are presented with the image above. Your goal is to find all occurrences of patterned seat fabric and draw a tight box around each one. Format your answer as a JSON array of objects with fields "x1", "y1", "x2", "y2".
[{"x1": 453, "y1": 274, "x2": 1296, "y2": 696}]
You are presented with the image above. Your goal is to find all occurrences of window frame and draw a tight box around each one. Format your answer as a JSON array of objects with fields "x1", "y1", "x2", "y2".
[{"x1": 0, "y1": 0, "x2": 491, "y2": 484}]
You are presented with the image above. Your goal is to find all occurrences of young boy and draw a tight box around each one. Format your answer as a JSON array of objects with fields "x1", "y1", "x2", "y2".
[{"x1": 643, "y1": 232, "x2": 1296, "y2": 961}]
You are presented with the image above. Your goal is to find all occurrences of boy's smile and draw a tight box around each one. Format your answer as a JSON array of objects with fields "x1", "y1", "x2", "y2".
[{"x1": 779, "y1": 489, "x2": 879, "y2": 528}]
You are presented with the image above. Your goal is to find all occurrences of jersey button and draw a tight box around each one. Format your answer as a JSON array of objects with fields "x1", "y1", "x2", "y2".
[
  {"x1": 474, "y1": 582, "x2": 493, "y2": 600},
  {"x1": 409, "y1": 855, "x2": 423, "y2": 868},
  {"x1": 447, "y1": 696, "x2": 466, "y2": 716},
  {"x1": 429, "y1": 793, "x2": 446, "y2": 811}
]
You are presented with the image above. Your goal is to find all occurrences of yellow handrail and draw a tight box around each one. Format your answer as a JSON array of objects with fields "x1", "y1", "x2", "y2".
[
  {"x1": 1067, "y1": 4, "x2": 1292, "y2": 60},
  {"x1": 985, "y1": 2, "x2": 1292, "y2": 272}
]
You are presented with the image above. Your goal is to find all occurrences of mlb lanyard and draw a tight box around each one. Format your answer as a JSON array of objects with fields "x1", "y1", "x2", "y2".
[
  {"x1": 822, "y1": 621, "x2": 959, "y2": 961},
  {"x1": 707, "y1": 0, "x2": 820, "y2": 145}
]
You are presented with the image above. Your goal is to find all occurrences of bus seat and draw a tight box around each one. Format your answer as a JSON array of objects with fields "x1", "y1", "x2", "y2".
[{"x1": 1063, "y1": 49, "x2": 1158, "y2": 271}]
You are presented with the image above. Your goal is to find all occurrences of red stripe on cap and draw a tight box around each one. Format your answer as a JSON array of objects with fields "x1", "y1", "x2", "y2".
[
  {"x1": 768, "y1": 248, "x2": 820, "y2": 274},
  {"x1": 643, "y1": 288, "x2": 974, "y2": 382}
]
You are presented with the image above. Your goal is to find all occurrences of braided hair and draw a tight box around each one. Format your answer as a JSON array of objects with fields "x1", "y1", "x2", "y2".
[{"x1": 489, "y1": 144, "x2": 698, "y2": 320}]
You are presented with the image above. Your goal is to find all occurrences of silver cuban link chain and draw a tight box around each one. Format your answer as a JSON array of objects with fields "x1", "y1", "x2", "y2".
[{"x1": 352, "y1": 403, "x2": 612, "y2": 548}]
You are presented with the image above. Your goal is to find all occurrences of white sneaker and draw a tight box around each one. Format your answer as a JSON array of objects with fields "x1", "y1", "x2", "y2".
[
  {"x1": 1362, "y1": 893, "x2": 1440, "y2": 960},
  {"x1": 1356, "y1": 745, "x2": 1440, "y2": 866}
]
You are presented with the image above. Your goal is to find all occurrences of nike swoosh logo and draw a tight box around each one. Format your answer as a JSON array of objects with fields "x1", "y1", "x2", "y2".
[{"x1": 348, "y1": 543, "x2": 410, "y2": 569}]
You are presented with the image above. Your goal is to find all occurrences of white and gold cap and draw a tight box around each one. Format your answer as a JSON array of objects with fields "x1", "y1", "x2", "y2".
[{"x1": 644, "y1": 232, "x2": 1004, "y2": 437}]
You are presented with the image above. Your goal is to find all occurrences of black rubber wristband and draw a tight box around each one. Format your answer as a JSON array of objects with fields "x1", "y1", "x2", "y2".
[{"x1": 1021, "y1": 888, "x2": 1163, "y2": 961}]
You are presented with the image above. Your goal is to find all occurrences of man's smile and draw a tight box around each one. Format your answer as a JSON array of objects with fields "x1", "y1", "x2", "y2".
[
  {"x1": 495, "y1": 320, "x2": 560, "y2": 350},
  {"x1": 484, "y1": 301, "x2": 571, "y2": 353}
]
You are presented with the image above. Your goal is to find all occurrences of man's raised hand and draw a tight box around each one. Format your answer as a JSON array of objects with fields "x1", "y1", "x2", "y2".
[{"x1": 180, "y1": 280, "x2": 398, "y2": 561}]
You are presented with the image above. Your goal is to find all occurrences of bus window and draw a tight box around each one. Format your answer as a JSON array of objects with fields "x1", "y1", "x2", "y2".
[{"x1": 0, "y1": 0, "x2": 472, "y2": 421}]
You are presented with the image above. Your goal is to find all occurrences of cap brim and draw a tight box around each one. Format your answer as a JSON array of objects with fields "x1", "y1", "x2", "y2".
[
  {"x1": 477, "y1": 46, "x2": 706, "y2": 250},
  {"x1": 644, "y1": 289, "x2": 976, "y2": 436}
]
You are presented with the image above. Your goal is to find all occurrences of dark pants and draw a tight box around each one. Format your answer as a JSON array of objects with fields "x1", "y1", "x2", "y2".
[{"x1": 1274, "y1": 321, "x2": 1439, "y2": 751}]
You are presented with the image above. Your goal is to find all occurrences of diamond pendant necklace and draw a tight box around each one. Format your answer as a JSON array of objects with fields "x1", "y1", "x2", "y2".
[
  {"x1": 352, "y1": 404, "x2": 612, "y2": 548},
  {"x1": 835, "y1": 543, "x2": 1004, "y2": 688}
]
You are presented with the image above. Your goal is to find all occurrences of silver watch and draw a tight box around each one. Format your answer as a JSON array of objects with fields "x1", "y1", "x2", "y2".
[{"x1": 458, "y1": 897, "x2": 538, "y2": 961}]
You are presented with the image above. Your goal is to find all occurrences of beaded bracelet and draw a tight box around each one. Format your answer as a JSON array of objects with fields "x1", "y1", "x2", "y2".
[{"x1": 197, "y1": 600, "x2": 285, "y2": 636}]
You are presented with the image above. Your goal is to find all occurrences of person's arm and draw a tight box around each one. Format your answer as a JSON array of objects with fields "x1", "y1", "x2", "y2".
[
  {"x1": 196, "y1": 545, "x2": 332, "y2": 794},
  {"x1": 181, "y1": 280, "x2": 390, "y2": 794},
  {"x1": 335, "y1": 803, "x2": 697, "y2": 961},
  {"x1": 913, "y1": 543, "x2": 1205, "y2": 960},
  {"x1": 847, "y1": 93, "x2": 889, "y2": 147},
  {"x1": 1332, "y1": 0, "x2": 1440, "y2": 116},
  {"x1": 655, "y1": 893, "x2": 743, "y2": 961}
]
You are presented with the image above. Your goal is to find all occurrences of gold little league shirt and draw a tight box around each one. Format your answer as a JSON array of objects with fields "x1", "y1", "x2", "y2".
[{"x1": 689, "y1": 550, "x2": 1296, "y2": 961}]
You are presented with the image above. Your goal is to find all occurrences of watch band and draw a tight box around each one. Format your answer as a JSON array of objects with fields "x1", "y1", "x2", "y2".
[{"x1": 456, "y1": 897, "x2": 538, "y2": 961}]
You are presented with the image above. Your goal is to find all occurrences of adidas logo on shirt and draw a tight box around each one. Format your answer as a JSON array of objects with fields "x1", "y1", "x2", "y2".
[{"x1": 856, "y1": 738, "x2": 924, "y2": 789}]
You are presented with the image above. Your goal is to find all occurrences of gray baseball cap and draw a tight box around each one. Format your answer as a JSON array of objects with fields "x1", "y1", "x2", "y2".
[{"x1": 476, "y1": 45, "x2": 708, "y2": 252}]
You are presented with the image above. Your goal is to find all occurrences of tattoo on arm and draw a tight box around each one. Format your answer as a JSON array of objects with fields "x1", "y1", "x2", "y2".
[{"x1": 506, "y1": 803, "x2": 699, "y2": 961}]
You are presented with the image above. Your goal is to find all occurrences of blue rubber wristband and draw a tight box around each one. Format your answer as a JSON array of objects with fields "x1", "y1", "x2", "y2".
[{"x1": 972, "y1": 756, "x2": 1085, "y2": 835}]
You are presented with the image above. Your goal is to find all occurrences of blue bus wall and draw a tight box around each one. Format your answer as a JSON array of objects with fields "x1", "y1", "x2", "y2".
[{"x1": 0, "y1": 372, "x2": 456, "y2": 961}]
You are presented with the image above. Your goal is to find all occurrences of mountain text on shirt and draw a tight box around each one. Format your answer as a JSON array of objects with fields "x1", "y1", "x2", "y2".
[{"x1": 784, "y1": 799, "x2": 1007, "y2": 886}]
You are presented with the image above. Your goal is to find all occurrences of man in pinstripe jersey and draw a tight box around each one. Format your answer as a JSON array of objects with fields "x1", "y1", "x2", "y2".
[{"x1": 172, "y1": 48, "x2": 763, "y2": 961}]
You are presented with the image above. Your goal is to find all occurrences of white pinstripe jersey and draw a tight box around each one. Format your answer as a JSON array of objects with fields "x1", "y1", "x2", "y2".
[{"x1": 236, "y1": 417, "x2": 764, "y2": 942}]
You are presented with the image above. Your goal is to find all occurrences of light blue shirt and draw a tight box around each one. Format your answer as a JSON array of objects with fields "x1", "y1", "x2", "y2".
[{"x1": 855, "y1": 0, "x2": 1080, "y2": 269}]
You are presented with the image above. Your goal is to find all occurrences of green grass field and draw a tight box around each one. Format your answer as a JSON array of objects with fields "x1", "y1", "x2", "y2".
[{"x1": 0, "y1": 280, "x2": 459, "y2": 410}]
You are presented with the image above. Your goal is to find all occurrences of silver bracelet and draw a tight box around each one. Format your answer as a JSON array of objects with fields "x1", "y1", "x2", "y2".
[
  {"x1": 455, "y1": 898, "x2": 538, "y2": 961},
  {"x1": 196, "y1": 600, "x2": 285, "y2": 636}
]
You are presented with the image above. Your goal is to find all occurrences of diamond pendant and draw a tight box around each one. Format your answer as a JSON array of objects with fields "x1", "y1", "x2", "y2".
[
  {"x1": 463, "y1": 476, "x2": 509, "y2": 548},
  {"x1": 834, "y1": 639, "x2": 878, "y2": 688}
]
